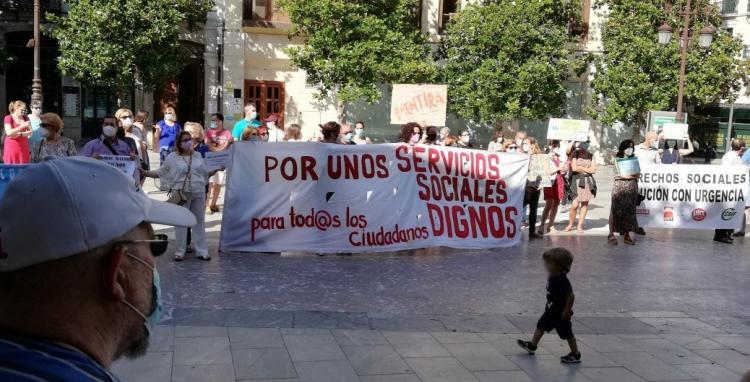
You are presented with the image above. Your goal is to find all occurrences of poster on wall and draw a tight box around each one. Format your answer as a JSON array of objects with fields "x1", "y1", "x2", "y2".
[
  {"x1": 221, "y1": 143, "x2": 529, "y2": 253},
  {"x1": 390, "y1": 84, "x2": 448, "y2": 127},
  {"x1": 637, "y1": 164, "x2": 749, "y2": 229}
]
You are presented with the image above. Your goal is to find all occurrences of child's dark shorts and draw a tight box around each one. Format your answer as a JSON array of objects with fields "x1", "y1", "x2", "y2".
[{"x1": 537, "y1": 312, "x2": 574, "y2": 340}]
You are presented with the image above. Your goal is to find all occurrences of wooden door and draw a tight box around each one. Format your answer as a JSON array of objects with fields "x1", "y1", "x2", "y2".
[{"x1": 244, "y1": 80, "x2": 285, "y2": 125}]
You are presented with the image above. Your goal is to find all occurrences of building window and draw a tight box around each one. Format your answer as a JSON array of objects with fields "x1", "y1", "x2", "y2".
[
  {"x1": 411, "y1": 1, "x2": 423, "y2": 29},
  {"x1": 719, "y1": 0, "x2": 738, "y2": 14},
  {"x1": 440, "y1": 0, "x2": 458, "y2": 33},
  {"x1": 243, "y1": 0, "x2": 289, "y2": 23},
  {"x1": 743, "y1": 45, "x2": 750, "y2": 59},
  {"x1": 569, "y1": 0, "x2": 591, "y2": 41},
  {"x1": 82, "y1": 86, "x2": 133, "y2": 138},
  {"x1": 244, "y1": 80, "x2": 285, "y2": 125}
]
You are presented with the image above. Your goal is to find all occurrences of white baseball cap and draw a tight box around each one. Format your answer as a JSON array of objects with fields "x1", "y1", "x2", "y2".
[{"x1": 0, "y1": 156, "x2": 196, "y2": 272}]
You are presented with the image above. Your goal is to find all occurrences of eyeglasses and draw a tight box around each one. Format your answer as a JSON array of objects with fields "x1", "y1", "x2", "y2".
[
  {"x1": 119, "y1": 115, "x2": 133, "y2": 119},
  {"x1": 181, "y1": 138, "x2": 193, "y2": 143},
  {"x1": 117, "y1": 234, "x2": 169, "y2": 257},
  {"x1": 39, "y1": 123, "x2": 50, "y2": 129}
]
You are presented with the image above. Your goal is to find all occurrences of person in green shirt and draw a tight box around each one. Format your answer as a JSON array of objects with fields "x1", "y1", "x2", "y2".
[{"x1": 232, "y1": 104, "x2": 259, "y2": 141}]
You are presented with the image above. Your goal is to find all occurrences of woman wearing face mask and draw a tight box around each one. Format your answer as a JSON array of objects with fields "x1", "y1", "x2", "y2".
[
  {"x1": 564, "y1": 141, "x2": 597, "y2": 233},
  {"x1": 3, "y1": 100, "x2": 33, "y2": 164},
  {"x1": 457, "y1": 130, "x2": 474, "y2": 148},
  {"x1": 116, "y1": 108, "x2": 148, "y2": 171},
  {"x1": 399, "y1": 122, "x2": 423, "y2": 146},
  {"x1": 608, "y1": 140, "x2": 639, "y2": 245},
  {"x1": 538, "y1": 140, "x2": 566, "y2": 234},
  {"x1": 144, "y1": 131, "x2": 218, "y2": 261},
  {"x1": 31, "y1": 112, "x2": 77, "y2": 163},
  {"x1": 156, "y1": 106, "x2": 182, "y2": 164},
  {"x1": 241, "y1": 127, "x2": 262, "y2": 142},
  {"x1": 487, "y1": 130, "x2": 505, "y2": 152},
  {"x1": 184, "y1": 122, "x2": 210, "y2": 158},
  {"x1": 352, "y1": 121, "x2": 372, "y2": 144}
]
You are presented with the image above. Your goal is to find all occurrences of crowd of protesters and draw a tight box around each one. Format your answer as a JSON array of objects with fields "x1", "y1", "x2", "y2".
[{"x1": 3, "y1": 100, "x2": 750, "y2": 253}]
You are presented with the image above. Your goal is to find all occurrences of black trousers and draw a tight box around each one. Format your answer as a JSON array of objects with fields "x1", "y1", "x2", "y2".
[
  {"x1": 524, "y1": 188, "x2": 541, "y2": 231},
  {"x1": 714, "y1": 229, "x2": 733, "y2": 240}
]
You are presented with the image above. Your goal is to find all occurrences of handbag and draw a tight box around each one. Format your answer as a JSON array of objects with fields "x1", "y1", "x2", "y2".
[{"x1": 167, "y1": 154, "x2": 192, "y2": 206}]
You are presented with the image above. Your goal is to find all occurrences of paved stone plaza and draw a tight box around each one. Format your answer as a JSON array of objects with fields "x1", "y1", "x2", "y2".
[{"x1": 112, "y1": 163, "x2": 750, "y2": 382}]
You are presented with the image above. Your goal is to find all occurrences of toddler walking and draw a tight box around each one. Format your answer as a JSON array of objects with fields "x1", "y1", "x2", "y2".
[{"x1": 517, "y1": 247, "x2": 581, "y2": 363}]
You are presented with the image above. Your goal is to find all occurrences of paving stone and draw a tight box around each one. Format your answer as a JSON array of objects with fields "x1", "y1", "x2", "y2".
[
  {"x1": 627, "y1": 338, "x2": 710, "y2": 365},
  {"x1": 170, "y1": 308, "x2": 228, "y2": 326},
  {"x1": 405, "y1": 357, "x2": 478, "y2": 382},
  {"x1": 359, "y1": 374, "x2": 421, "y2": 382},
  {"x1": 677, "y1": 363, "x2": 742, "y2": 382},
  {"x1": 149, "y1": 325, "x2": 175, "y2": 352},
  {"x1": 693, "y1": 349, "x2": 750, "y2": 374},
  {"x1": 578, "y1": 367, "x2": 646, "y2": 382},
  {"x1": 537, "y1": 339, "x2": 619, "y2": 368},
  {"x1": 473, "y1": 370, "x2": 535, "y2": 382},
  {"x1": 444, "y1": 342, "x2": 518, "y2": 371},
  {"x1": 237, "y1": 380, "x2": 298, "y2": 382},
  {"x1": 232, "y1": 348, "x2": 296, "y2": 380},
  {"x1": 605, "y1": 352, "x2": 694, "y2": 381},
  {"x1": 294, "y1": 311, "x2": 371, "y2": 329},
  {"x1": 172, "y1": 364, "x2": 236, "y2": 382},
  {"x1": 441, "y1": 315, "x2": 521, "y2": 334},
  {"x1": 629, "y1": 312, "x2": 691, "y2": 318},
  {"x1": 226, "y1": 310, "x2": 294, "y2": 328},
  {"x1": 577, "y1": 334, "x2": 642, "y2": 353},
  {"x1": 173, "y1": 336, "x2": 232, "y2": 366},
  {"x1": 697, "y1": 316, "x2": 750, "y2": 334},
  {"x1": 175, "y1": 325, "x2": 228, "y2": 338},
  {"x1": 228, "y1": 327, "x2": 285, "y2": 349},
  {"x1": 662, "y1": 334, "x2": 729, "y2": 351},
  {"x1": 280, "y1": 328, "x2": 332, "y2": 335},
  {"x1": 711, "y1": 335, "x2": 750, "y2": 354},
  {"x1": 333, "y1": 329, "x2": 390, "y2": 346},
  {"x1": 111, "y1": 351, "x2": 172, "y2": 382},
  {"x1": 637, "y1": 317, "x2": 725, "y2": 335},
  {"x1": 383, "y1": 331, "x2": 451, "y2": 358},
  {"x1": 431, "y1": 331, "x2": 486, "y2": 344},
  {"x1": 342, "y1": 345, "x2": 412, "y2": 375},
  {"x1": 284, "y1": 333, "x2": 346, "y2": 362},
  {"x1": 506, "y1": 355, "x2": 593, "y2": 382},
  {"x1": 576, "y1": 317, "x2": 661, "y2": 335},
  {"x1": 294, "y1": 360, "x2": 359, "y2": 382},
  {"x1": 371, "y1": 316, "x2": 447, "y2": 332},
  {"x1": 506, "y1": 316, "x2": 595, "y2": 335}
]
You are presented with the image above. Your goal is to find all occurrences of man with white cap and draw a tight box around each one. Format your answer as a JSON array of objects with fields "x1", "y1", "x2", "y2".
[{"x1": 0, "y1": 156, "x2": 195, "y2": 381}]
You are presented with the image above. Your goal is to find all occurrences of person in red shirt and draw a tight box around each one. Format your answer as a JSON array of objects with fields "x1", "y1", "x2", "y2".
[
  {"x1": 205, "y1": 113, "x2": 234, "y2": 214},
  {"x1": 3, "y1": 100, "x2": 32, "y2": 164}
]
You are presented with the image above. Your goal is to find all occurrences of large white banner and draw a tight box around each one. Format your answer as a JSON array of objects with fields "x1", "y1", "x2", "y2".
[
  {"x1": 221, "y1": 143, "x2": 529, "y2": 253},
  {"x1": 637, "y1": 165, "x2": 749, "y2": 229}
]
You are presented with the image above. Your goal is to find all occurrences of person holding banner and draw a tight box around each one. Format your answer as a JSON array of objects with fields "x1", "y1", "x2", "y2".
[
  {"x1": 457, "y1": 130, "x2": 474, "y2": 149},
  {"x1": 285, "y1": 123, "x2": 304, "y2": 142},
  {"x1": 241, "y1": 126, "x2": 262, "y2": 142},
  {"x1": 564, "y1": 142, "x2": 597, "y2": 233},
  {"x1": 399, "y1": 122, "x2": 423, "y2": 146},
  {"x1": 322, "y1": 121, "x2": 342, "y2": 144},
  {"x1": 3, "y1": 100, "x2": 32, "y2": 164},
  {"x1": 715, "y1": 139, "x2": 747, "y2": 243},
  {"x1": 31, "y1": 112, "x2": 77, "y2": 163},
  {"x1": 487, "y1": 130, "x2": 506, "y2": 152},
  {"x1": 352, "y1": 121, "x2": 372, "y2": 145},
  {"x1": 423, "y1": 126, "x2": 439, "y2": 145},
  {"x1": 145, "y1": 131, "x2": 219, "y2": 261},
  {"x1": 608, "y1": 140, "x2": 639, "y2": 245},
  {"x1": 437, "y1": 127, "x2": 450, "y2": 146}
]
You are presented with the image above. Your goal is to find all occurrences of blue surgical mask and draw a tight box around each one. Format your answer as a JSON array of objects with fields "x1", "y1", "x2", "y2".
[
  {"x1": 209, "y1": 122, "x2": 217, "y2": 129},
  {"x1": 121, "y1": 254, "x2": 162, "y2": 337}
]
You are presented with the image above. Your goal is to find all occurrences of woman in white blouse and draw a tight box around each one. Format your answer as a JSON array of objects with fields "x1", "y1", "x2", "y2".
[{"x1": 144, "y1": 131, "x2": 219, "y2": 261}]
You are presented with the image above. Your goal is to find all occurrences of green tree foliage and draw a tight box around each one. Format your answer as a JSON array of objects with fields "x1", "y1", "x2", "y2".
[
  {"x1": 590, "y1": 0, "x2": 748, "y2": 133},
  {"x1": 439, "y1": 0, "x2": 582, "y2": 124},
  {"x1": 277, "y1": 0, "x2": 437, "y2": 105},
  {"x1": 48, "y1": 0, "x2": 214, "y2": 92}
]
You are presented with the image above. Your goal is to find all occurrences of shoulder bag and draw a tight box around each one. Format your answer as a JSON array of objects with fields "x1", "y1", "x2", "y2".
[{"x1": 167, "y1": 154, "x2": 192, "y2": 206}]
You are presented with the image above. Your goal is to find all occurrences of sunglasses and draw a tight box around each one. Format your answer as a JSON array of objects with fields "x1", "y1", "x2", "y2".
[
  {"x1": 119, "y1": 115, "x2": 133, "y2": 119},
  {"x1": 39, "y1": 123, "x2": 51, "y2": 129},
  {"x1": 117, "y1": 234, "x2": 169, "y2": 256}
]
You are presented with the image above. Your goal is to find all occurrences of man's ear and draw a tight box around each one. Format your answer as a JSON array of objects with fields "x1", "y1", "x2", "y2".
[{"x1": 104, "y1": 246, "x2": 128, "y2": 301}]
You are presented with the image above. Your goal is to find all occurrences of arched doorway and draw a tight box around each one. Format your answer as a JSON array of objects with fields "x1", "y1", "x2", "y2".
[{"x1": 153, "y1": 41, "x2": 205, "y2": 124}]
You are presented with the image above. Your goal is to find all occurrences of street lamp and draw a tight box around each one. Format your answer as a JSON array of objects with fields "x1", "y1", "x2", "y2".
[
  {"x1": 30, "y1": 0, "x2": 43, "y2": 111},
  {"x1": 656, "y1": 0, "x2": 714, "y2": 123}
]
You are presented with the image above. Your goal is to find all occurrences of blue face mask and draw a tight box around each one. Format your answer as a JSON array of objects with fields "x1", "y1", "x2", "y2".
[
  {"x1": 121, "y1": 254, "x2": 162, "y2": 337},
  {"x1": 209, "y1": 122, "x2": 217, "y2": 129}
]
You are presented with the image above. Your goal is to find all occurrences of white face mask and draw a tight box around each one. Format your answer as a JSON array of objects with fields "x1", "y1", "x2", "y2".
[
  {"x1": 122, "y1": 117, "x2": 133, "y2": 128},
  {"x1": 102, "y1": 125, "x2": 117, "y2": 138},
  {"x1": 267, "y1": 122, "x2": 276, "y2": 129},
  {"x1": 247, "y1": 112, "x2": 257, "y2": 121},
  {"x1": 522, "y1": 144, "x2": 531, "y2": 153},
  {"x1": 39, "y1": 128, "x2": 50, "y2": 139},
  {"x1": 515, "y1": 139, "x2": 524, "y2": 147},
  {"x1": 461, "y1": 136, "x2": 470, "y2": 144},
  {"x1": 164, "y1": 113, "x2": 174, "y2": 122},
  {"x1": 355, "y1": 128, "x2": 364, "y2": 137},
  {"x1": 624, "y1": 148, "x2": 634, "y2": 156}
]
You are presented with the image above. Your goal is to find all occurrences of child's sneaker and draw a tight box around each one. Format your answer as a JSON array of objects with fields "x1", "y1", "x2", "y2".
[
  {"x1": 516, "y1": 340, "x2": 537, "y2": 354},
  {"x1": 560, "y1": 352, "x2": 581, "y2": 364}
]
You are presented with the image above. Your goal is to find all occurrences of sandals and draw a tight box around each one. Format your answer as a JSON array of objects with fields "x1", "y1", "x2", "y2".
[
  {"x1": 623, "y1": 234, "x2": 635, "y2": 245},
  {"x1": 608, "y1": 234, "x2": 618, "y2": 245}
]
